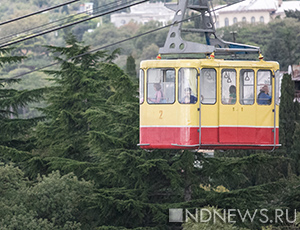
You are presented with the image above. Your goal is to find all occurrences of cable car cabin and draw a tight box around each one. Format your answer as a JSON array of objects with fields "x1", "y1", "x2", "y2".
[{"x1": 138, "y1": 57, "x2": 281, "y2": 150}]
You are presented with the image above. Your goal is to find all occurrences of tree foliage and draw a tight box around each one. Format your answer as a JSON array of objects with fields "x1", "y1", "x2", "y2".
[
  {"x1": 36, "y1": 34, "x2": 111, "y2": 160},
  {"x1": 279, "y1": 74, "x2": 296, "y2": 154},
  {"x1": 125, "y1": 55, "x2": 137, "y2": 80},
  {"x1": 0, "y1": 164, "x2": 92, "y2": 230},
  {"x1": 0, "y1": 48, "x2": 45, "y2": 153},
  {"x1": 285, "y1": 9, "x2": 300, "y2": 21}
]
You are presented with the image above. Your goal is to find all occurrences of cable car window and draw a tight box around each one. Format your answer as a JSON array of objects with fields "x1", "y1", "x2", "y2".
[
  {"x1": 139, "y1": 69, "x2": 144, "y2": 104},
  {"x1": 240, "y1": 69, "x2": 255, "y2": 105},
  {"x1": 275, "y1": 70, "x2": 282, "y2": 105},
  {"x1": 178, "y1": 68, "x2": 198, "y2": 104},
  {"x1": 147, "y1": 68, "x2": 175, "y2": 104},
  {"x1": 257, "y1": 70, "x2": 272, "y2": 105},
  {"x1": 200, "y1": 68, "x2": 216, "y2": 104},
  {"x1": 222, "y1": 69, "x2": 237, "y2": 105}
]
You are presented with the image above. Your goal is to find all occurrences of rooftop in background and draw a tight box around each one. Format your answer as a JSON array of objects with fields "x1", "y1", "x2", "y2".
[
  {"x1": 216, "y1": 0, "x2": 278, "y2": 13},
  {"x1": 111, "y1": 2, "x2": 174, "y2": 28},
  {"x1": 215, "y1": 0, "x2": 300, "y2": 28},
  {"x1": 276, "y1": 0, "x2": 300, "y2": 14}
]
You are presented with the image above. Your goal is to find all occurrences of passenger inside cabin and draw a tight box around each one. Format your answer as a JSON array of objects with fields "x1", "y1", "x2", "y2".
[
  {"x1": 148, "y1": 83, "x2": 165, "y2": 103},
  {"x1": 228, "y1": 85, "x2": 236, "y2": 104},
  {"x1": 257, "y1": 84, "x2": 272, "y2": 105},
  {"x1": 180, "y1": 87, "x2": 197, "y2": 104}
]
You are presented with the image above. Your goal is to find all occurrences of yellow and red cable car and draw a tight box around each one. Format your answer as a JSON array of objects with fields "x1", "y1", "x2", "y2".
[{"x1": 138, "y1": 56, "x2": 281, "y2": 150}]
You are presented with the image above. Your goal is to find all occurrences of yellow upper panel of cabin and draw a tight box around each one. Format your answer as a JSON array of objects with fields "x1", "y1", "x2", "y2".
[{"x1": 140, "y1": 58, "x2": 279, "y2": 70}]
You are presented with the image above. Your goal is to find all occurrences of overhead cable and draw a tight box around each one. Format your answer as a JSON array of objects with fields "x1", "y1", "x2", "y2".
[
  {"x1": 0, "y1": 0, "x2": 79, "y2": 26},
  {"x1": 0, "y1": 0, "x2": 128, "y2": 44},
  {"x1": 0, "y1": 0, "x2": 149, "y2": 48}
]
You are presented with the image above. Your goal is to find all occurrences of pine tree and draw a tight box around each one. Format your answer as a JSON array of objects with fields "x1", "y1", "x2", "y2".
[
  {"x1": 0, "y1": 48, "x2": 44, "y2": 157},
  {"x1": 35, "y1": 33, "x2": 111, "y2": 161}
]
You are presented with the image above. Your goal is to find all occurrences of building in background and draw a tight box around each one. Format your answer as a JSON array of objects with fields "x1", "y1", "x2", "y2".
[
  {"x1": 215, "y1": 0, "x2": 300, "y2": 28},
  {"x1": 78, "y1": 2, "x2": 94, "y2": 15},
  {"x1": 111, "y1": 2, "x2": 174, "y2": 27}
]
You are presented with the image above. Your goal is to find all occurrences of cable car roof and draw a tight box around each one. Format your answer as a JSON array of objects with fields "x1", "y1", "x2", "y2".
[{"x1": 140, "y1": 58, "x2": 279, "y2": 69}]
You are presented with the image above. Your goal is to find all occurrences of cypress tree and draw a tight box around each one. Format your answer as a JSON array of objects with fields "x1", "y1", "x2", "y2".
[
  {"x1": 279, "y1": 73, "x2": 296, "y2": 154},
  {"x1": 125, "y1": 55, "x2": 137, "y2": 80}
]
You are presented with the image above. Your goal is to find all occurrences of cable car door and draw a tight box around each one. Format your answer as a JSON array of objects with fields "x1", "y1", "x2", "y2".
[
  {"x1": 256, "y1": 70, "x2": 274, "y2": 145},
  {"x1": 199, "y1": 68, "x2": 218, "y2": 146},
  {"x1": 238, "y1": 69, "x2": 256, "y2": 144},
  {"x1": 219, "y1": 69, "x2": 238, "y2": 144}
]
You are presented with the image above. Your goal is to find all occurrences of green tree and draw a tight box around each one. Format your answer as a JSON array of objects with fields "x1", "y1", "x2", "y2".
[
  {"x1": 0, "y1": 48, "x2": 44, "y2": 155},
  {"x1": 265, "y1": 19, "x2": 300, "y2": 70},
  {"x1": 291, "y1": 100, "x2": 300, "y2": 174},
  {"x1": 35, "y1": 33, "x2": 111, "y2": 160},
  {"x1": 125, "y1": 54, "x2": 137, "y2": 80},
  {"x1": 279, "y1": 73, "x2": 296, "y2": 154},
  {"x1": 0, "y1": 164, "x2": 93, "y2": 229},
  {"x1": 285, "y1": 9, "x2": 300, "y2": 21}
]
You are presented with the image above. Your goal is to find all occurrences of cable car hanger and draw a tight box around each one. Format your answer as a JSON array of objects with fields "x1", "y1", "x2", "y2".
[{"x1": 159, "y1": 0, "x2": 260, "y2": 56}]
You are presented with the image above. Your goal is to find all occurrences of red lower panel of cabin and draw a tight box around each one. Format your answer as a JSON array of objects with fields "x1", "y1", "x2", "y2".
[{"x1": 139, "y1": 126, "x2": 280, "y2": 150}]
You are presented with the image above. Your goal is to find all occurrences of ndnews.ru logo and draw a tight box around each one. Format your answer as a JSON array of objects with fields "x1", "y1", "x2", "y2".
[{"x1": 169, "y1": 208, "x2": 297, "y2": 224}]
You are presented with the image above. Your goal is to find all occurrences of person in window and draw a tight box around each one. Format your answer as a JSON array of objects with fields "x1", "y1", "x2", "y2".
[
  {"x1": 181, "y1": 87, "x2": 197, "y2": 104},
  {"x1": 228, "y1": 85, "x2": 236, "y2": 104},
  {"x1": 148, "y1": 83, "x2": 164, "y2": 103},
  {"x1": 257, "y1": 84, "x2": 272, "y2": 105}
]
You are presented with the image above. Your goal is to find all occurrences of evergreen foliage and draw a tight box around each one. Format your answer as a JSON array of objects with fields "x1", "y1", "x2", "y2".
[
  {"x1": 0, "y1": 48, "x2": 45, "y2": 156},
  {"x1": 125, "y1": 55, "x2": 137, "y2": 80},
  {"x1": 285, "y1": 9, "x2": 300, "y2": 21},
  {"x1": 36, "y1": 33, "x2": 111, "y2": 160},
  {"x1": 279, "y1": 74, "x2": 296, "y2": 154},
  {"x1": 0, "y1": 164, "x2": 92, "y2": 230}
]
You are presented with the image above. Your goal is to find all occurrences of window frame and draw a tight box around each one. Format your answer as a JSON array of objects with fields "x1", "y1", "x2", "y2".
[
  {"x1": 146, "y1": 68, "x2": 176, "y2": 105},
  {"x1": 239, "y1": 69, "x2": 255, "y2": 105},
  {"x1": 139, "y1": 69, "x2": 144, "y2": 104},
  {"x1": 200, "y1": 68, "x2": 217, "y2": 105},
  {"x1": 225, "y1": 17, "x2": 229, "y2": 27},
  {"x1": 256, "y1": 69, "x2": 273, "y2": 106},
  {"x1": 178, "y1": 67, "x2": 198, "y2": 105},
  {"x1": 221, "y1": 69, "x2": 237, "y2": 105},
  {"x1": 260, "y1": 16, "x2": 264, "y2": 23}
]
